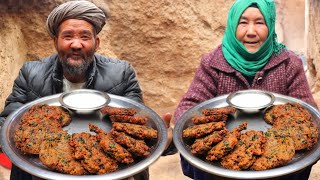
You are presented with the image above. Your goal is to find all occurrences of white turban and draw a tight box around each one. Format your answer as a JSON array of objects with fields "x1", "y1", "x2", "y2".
[{"x1": 46, "y1": 0, "x2": 107, "y2": 37}]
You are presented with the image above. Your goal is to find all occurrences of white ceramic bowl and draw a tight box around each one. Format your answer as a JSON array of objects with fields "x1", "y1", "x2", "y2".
[
  {"x1": 59, "y1": 89, "x2": 110, "y2": 114},
  {"x1": 226, "y1": 90, "x2": 275, "y2": 113}
]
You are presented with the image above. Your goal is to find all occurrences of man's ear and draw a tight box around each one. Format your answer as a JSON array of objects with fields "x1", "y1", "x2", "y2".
[
  {"x1": 95, "y1": 36, "x2": 100, "y2": 50},
  {"x1": 53, "y1": 36, "x2": 58, "y2": 51}
]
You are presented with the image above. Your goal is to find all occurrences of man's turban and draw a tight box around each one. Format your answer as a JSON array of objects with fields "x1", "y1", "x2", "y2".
[{"x1": 46, "y1": 0, "x2": 107, "y2": 37}]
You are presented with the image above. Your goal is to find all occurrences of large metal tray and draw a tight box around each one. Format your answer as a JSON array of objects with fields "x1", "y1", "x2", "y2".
[
  {"x1": 173, "y1": 92, "x2": 320, "y2": 179},
  {"x1": 1, "y1": 93, "x2": 168, "y2": 180}
]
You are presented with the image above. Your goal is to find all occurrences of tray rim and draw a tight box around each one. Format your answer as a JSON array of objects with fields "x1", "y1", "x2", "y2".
[
  {"x1": 1, "y1": 93, "x2": 168, "y2": 180},
  {"x1": 173, "y1": 91, "x2": 320, "y2": 179}
]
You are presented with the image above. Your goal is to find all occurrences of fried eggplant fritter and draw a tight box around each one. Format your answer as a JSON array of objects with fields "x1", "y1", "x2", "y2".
[
  {"x1": 112, "y1": 122, "x2": 157, "y2": 139},
  {"x1": 20, "y1": 104, "x2": 71, "y2": 127},
  {"x1": 101, "y1": 106, "x2": 137, "y2": 116},
  {"x1": 192, "y1": 114, "x2": 228, "y2": 125},
  {"x1": 111, "y1": 130, "x2": 150, "y2": 157},
  {"x1": 251, "y1": 129, "x2": 295, "y2": 171},
  {"x1": 220, "y1": 130, "x2": 267, "y2": 170},
  {"x1": 14, "y1": 117, "x2": 63, "y2": 155},
  {"x1": 264, "y1": 103, "x2": 312, "y2": 125},
  {"x1": 201, "y1": 107, "x2": 237, "y2": 116},
  {"x1": 70, "y1": 132, "x2": 118, "y2": 174},
  {"x1": 89, "y1": 124, "x2": 134, "y2": 164},
  {"x1": 272, "y1": 117, "x2": 318, "y2": 150},
  {"x1": 110, "y1": 115, "x2": 148, "y2": 125},
  {"x1": 100, "y1": 135, "x2": 134, "y2": 164},
  {"x1": 206, "y1": 122, "x2": 247, "y2": 161},
  {"x1": 14, "y1": 104, "x2": 72, "y2": 155},
  {"x1": 39, "y1": 131, "x2": 87, "y2": 175},
  {"x1": 183, "y1": 121, "x2": 226, "y2": 139},
  {"x1": 190, "y1": 129, "x2": 228, "y2": 155}
]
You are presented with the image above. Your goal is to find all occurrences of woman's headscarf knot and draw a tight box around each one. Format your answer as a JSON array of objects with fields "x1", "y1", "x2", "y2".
[{"x1": 46, "y1": 0, "x2": 107, "y2": 37}]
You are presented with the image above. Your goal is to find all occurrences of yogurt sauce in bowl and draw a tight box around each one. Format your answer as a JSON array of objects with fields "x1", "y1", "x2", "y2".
[
  {"x1": 63, "y1": 93, "x2": 107, "y2": 109},
  {"x1": 226, "y1": 90, "x2": 275, "y2": 113},
  {"x1": 59, "y1": 89, "x2": 110, "y2": 114}
]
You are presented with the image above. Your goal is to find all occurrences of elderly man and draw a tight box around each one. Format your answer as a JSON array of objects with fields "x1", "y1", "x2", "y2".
[{"x1": 0, "y1": 1, "x2": 173, "y2": 180}]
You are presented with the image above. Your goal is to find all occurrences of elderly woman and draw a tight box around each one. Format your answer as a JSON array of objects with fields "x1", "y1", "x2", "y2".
[{"x1": 174, "y1": 0, "x2": 316, "y2": 180}]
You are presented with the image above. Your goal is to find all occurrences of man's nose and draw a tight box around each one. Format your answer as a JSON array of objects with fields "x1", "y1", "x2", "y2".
[{"x1": 70, "y1": 38, "x2": 83, "y2": 49}]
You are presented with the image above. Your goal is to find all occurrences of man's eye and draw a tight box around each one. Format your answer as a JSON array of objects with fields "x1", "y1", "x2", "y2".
[{"x1": 63, "y1": 35, "x2": 72, "y2": 39}]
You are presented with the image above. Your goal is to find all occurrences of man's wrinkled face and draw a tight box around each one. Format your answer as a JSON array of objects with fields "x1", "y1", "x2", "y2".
[{"x1": 54, "y1": 19, "x2": 100, "y2": 76}]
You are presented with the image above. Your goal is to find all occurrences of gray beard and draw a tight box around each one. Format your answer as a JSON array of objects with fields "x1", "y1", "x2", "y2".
[{"x1": 60, "y1": 57, "x2": 93, "y2": 76}]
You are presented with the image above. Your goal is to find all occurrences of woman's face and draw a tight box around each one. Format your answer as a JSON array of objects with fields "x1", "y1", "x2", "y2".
[{"x1": 236, "y1": 7, "x2": 268, "y2": 53}]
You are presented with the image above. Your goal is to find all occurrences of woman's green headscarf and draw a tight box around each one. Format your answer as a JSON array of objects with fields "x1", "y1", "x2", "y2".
[{"x1": 222, "y1": 0, "x2": 285, "y2": 76}]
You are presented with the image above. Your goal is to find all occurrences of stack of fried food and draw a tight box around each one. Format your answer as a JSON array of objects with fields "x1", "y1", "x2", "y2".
[
  {"x1": 100, "y1": 106, "x2": 157, "y2": 158},
  {"x1": 14, "y1": 104, "x2": 157, "y2": 175},
  {"x1": 183, "y1": 103, "x2": 318, "y2": 171},
  {"x1": 254, "y1": 103, "x2": 318, "y2": 170}
]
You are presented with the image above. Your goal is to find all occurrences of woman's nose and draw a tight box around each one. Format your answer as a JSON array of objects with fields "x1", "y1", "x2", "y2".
[{"x1": 246, "y1": 24, "x2": 256, "y2": 37}]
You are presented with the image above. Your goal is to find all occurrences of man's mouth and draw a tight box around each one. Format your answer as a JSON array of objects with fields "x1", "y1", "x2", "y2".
[{"x1": 69, "y1": 53, "x2": 83, "y2": 59}]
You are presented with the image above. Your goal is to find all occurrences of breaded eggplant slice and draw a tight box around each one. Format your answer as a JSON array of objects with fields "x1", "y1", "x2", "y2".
[
  {"x1": 251, "y1": 128, "x2": 295, "y2": 171},
  {"x1": 110, "y1": 115, "x2": 148, "y2": 125},
  {"x1": 272, "y1": 117, "x2": 318, "y2": 150},
  {"x1": 201, "y1": 106, "x2": 237, "y2": 116},
  {"x1": 220, "y1": 130, "x2": 267, "y2": 170},
  {"x1": 111, "y1": 130, "x2": 150, "y2": 157},
  {"x1": 14, "y1": 117, "x2": 63, "y2": 155},
  {"x1": 183, "y1": 121, "x2": 226, "y2": 139},
  {"x1": 89, "y1": 123, "x2": 134, "y2": 164},
  {"x1": 264, "y1": 103, "x2": 312, "y2": 125},
  {"x1": 206, "y1": 122, "x2": 247, "y2": 161},
  {"x1": 39, "y1": 131, "x2": 87, "y2": 175},
  {"x1": 190, "y1": 129, "x2": 228, "y2": 155},
  {"x1": 101, "y1": 106, "x2": 137, "y2": 116},
  {"x1": 112, "y1": 122, "x2": 157, "y2": 139},
  {"x1": 70, "y1": 132, "x2": 118, "y2": 174},
  {"x1": 20, "y1": 104, "x2": 71, "y2": 127},
  {"x1": 192, "y1": 114, "x2": 228, "y2": 125}
]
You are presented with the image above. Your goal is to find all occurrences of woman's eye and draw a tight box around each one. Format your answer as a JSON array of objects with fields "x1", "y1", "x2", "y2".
[{"x1": 239, "y1": 21, "x2": 247, "y2": 24}]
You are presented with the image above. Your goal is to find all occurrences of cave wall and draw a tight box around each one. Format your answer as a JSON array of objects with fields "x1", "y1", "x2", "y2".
[
  {"x1": 0, "y1": 0, "x2": 310, "y2": 115},
  {"x1": 306, "y1": 0, "x2": 320, "y2": 106}
]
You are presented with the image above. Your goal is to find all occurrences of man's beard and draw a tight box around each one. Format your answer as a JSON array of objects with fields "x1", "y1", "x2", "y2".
[{"x1": 58, "y1": 50, "x2": 95, "y2": 76}]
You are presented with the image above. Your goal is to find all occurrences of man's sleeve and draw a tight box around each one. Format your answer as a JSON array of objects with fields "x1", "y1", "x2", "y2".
[{"x1": 123, "y1": 63, "x2": 144, "y2": 103}]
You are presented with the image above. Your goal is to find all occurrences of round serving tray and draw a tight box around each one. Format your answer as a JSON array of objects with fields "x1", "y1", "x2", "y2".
[
  {"x1": 173, "y1": 92, "x2": 320, "y2": 179},
  {"x1": 1, "y1": 93, "x2": 168, "y2": 180}
]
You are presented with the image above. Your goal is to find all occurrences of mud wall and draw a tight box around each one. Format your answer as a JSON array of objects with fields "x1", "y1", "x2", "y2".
[{"x1": 0, "y1": 0, "x2": 310, "y2": 115}]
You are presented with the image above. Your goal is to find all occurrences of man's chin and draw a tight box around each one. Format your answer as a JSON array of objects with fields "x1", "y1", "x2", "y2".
[{"x1": 67, "y1": 58, "x2": 85, "y2": 66}]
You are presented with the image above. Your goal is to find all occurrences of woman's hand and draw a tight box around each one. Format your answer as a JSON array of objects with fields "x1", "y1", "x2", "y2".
[{"x1": 162, "y1": 113, "x2": 173, "y2": 150}]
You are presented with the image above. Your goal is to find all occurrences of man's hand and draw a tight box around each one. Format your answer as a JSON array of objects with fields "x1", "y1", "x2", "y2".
[{"x1": 162, "y1": 113, "x2": 173, "y2": 150}]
